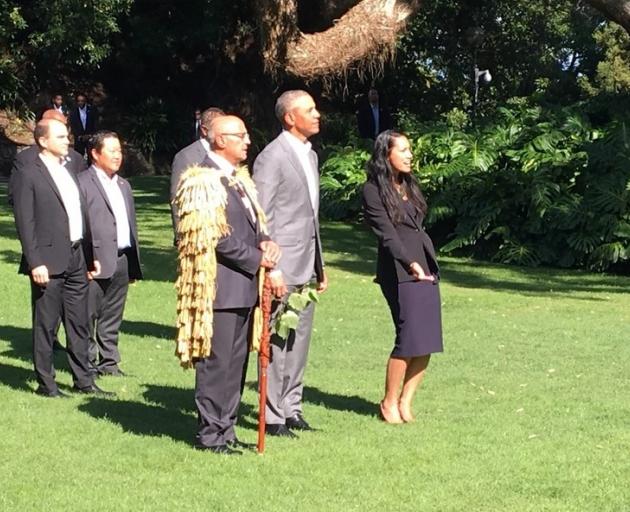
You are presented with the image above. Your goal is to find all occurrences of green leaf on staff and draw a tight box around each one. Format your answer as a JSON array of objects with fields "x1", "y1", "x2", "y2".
[{"x1": 288, "y1": 293, "x2": 309, "y2": 310}]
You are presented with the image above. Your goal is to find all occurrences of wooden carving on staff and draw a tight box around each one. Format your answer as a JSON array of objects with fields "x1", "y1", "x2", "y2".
[{"x1": 257, "y1": 271, "x2": 273, "y2": 454}]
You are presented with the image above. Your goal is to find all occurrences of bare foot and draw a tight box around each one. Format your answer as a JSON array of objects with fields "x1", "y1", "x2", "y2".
[
  {"x1": 380, "y1": 400, "x2": 403, "y2": 424},
  {"x1": 398, "y1": 400, "x2": 415, "y2": 423}
]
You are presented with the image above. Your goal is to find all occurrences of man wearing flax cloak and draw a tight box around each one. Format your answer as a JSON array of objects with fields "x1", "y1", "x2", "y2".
[{"x1": 174, "y1": 115, "x2": 280, "y2": 455}]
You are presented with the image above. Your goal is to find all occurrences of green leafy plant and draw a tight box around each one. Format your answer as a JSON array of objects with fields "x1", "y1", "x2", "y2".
[{"x1": 273, "y1": 284, "x2": 320, "y2": 340}]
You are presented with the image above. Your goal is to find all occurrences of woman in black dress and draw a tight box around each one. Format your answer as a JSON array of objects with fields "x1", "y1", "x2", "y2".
[{"x1": 362, "y1": 130, "x2": 443, "y2": 424}]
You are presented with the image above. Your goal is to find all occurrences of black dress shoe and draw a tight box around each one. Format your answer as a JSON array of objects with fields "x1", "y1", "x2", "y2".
[
  {"x1": 195, "y1": 444, "x2": 242, "y2": 455},
  {"x1": 226, "y1": 438, "x2": 256, "y2": 450},
  {"x1": 35, "y1": 387, "x2": 69, "y2": 398},
  {"x1": 265, "y1": 424, "x2": 298, "y2": 438},
  {"x1": 72, "y1": 383, "x2": 115, "y2": 397},
  {"x1": 285, "y1": 414, "x2": 313, "y2": 431}
]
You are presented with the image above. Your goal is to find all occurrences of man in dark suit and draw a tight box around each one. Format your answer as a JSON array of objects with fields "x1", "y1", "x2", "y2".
[
  {"x1": 79, "y1": 131, "x2": 142, "y2": 377},
  {"x1": 10, "y1": 118, "x2": 112, "y2": 397},
  {"x1": 183, "y1": 114, "x2": 279, "y2": 454},
  {"x1": 69, "y1": 93, "x2": 97, "y2": 157},
  {"x1": 7, "y1": 110, "x2": 87, "y2": 355},
  {"x1": 192, "y1": 108, "x2": 202, "y2": 142},
  {"x1": 253, "y1": 90, "x2": 328, "y2": 437},
  {"x1": 170, "y1": 107, "x2": 224, "y2": 245},
  {"x1": 356, "y1": 87, "x2": 393, "y2": 140}
]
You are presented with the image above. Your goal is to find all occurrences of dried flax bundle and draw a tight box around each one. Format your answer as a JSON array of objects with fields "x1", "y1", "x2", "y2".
[{"x1": 174, "y1": 166, "x2": 229, "y2": 368}]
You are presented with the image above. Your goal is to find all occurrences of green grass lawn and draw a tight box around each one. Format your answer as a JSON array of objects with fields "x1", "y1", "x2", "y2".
[{"x1": 1, "y1": 177, "x2": 629, "y2": 511}]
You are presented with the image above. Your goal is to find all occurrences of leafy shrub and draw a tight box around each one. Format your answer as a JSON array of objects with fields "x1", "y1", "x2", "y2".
[{"x1": 319, "y1": 102, "x2": 630, "y2": 271}]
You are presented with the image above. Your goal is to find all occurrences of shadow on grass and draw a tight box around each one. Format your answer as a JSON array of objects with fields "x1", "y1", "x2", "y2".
[
  {"x1": 78, "y1": 397, "x2": 194, "y2": 443},
  {"x1": 245, "y1": 380, "x2": 376, "y2": 418},
  {"x1": 120, "y1": 319, "x2": 176, "y2": 340},
  {"x1": 0, "y1": 361, "x2": 34, "y2": 392},
  {"x1": 0, "y1": 324, "x2": 32, "y2": 362},
  {"x1": 303, "y1": 385, "x2": 376, "y2": 417}
]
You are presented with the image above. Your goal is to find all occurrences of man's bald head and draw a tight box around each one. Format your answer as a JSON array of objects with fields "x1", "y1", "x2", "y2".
[
  {"x1": 41, "y1": 109, "x2": 68, "y2": 125},
  {"x1": 210, "y1": 115, "x2": 250, "y2": 166},
  {"x1": 34, "y1": 118, "x2": 69, "y2": 158}
]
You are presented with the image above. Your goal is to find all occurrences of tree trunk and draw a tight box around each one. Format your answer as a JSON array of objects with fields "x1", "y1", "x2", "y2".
[{"x1": 585, "y1": 0, "x2": 630, "y2": 34}]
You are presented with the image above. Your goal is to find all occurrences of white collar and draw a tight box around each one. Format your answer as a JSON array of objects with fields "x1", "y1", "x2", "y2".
[
  {"x1": 200, "y1": 138, "x2": 210, "y2": 154},
  {"x1": 94, "y1": 165, "x2": 118, "y2": 182},
  {"x1": 207, "y1": 150, "x2": 235, "y2": 176},
  {"x1": 282, "y1": 130, "x2": 312, "y2": 154},
  {"x1": 39, "y1": 152, "x2": 65, "y2": 169}
]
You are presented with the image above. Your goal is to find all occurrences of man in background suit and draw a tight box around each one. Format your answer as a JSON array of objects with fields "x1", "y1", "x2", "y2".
[
  {"x1": 69, "y1": 93, "x2": 97, "y2": 157},
  {"x1": 253, "y1": 90, "x2": 328, "y2": 437},
  {"x1": 169, "y1": 107, "x2": 225, "y2": 244},
  {"x1": 186, "y1": 114, "x2": 280, "y2": 454},
  {"x1": 79, "y1": 131, "x2": 142, "y2": 377},
  {"x1": 357, "y1": 87, "x2": 393, "y2": 140},
  {"x1": 10, "y1": 118, "x2": 112, "y2": 397},
  {"x1": 192, "y1": 108, "x2": 202, "y2": 142}
]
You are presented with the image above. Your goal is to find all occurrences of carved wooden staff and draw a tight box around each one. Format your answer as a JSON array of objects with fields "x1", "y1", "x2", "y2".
[{"x1": 257, "y1": 273, "x2": 273, "y2": 454}]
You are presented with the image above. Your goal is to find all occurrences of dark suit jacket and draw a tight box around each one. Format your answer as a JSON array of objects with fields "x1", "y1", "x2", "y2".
[
  {"x1": 10, "y1": 154, "x2": 95, "y2": 276},
  {"x1": 362, "y1": 181, "x2": 439, "y2": 284},
  {"x1": 357, "y1": 103, "x2": 393, "y2": 139},
  {"x1": 69, "y1": 105, "x2": 97, "y2": 140},
  {"x1": 7, "y1": 145, "x2": 86, "y2": 207},
  {"x1": 199, "y1": 157, "x2": 266, "y2": 310},
  {"x1": 78, "y1": 166, "x2": 142, "y2": 280},
  {"x1": 170, "y1": 140, "x2": 218, "y2": 242}
]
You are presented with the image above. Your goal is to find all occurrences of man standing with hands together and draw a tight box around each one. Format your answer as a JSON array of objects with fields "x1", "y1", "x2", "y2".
[{"x1": 253, "y1": 90, "x2": 328, "y2": 438}]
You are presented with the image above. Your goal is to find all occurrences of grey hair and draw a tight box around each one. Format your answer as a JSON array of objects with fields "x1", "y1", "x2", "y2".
[
  {"x1": 201, "y1": 107, "x2": 225, "y2": 143},
  {"x1": 275, "y1": 90, "x2": 310, "y2": 126}
]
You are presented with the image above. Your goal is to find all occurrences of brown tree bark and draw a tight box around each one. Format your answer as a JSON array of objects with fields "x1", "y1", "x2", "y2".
[{"x1": 585, "y1": 0, "x2": 630, "y2": 34}]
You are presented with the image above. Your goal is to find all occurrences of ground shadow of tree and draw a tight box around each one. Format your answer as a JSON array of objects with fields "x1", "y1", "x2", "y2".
[{"x1": 0, "y1": 324, "x2": 33, "y2": 363}]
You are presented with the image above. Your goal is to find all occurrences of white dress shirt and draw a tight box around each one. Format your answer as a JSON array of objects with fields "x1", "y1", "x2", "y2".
[
  {"x1": 94, "y1": 167, "x2": 132, "y2": 249},
  {"x1": 370, "y1": 104, "x2": 380, "y2": 137},
  {"x1": 39, "y1": 154, "x2": 83, "y2": 242},
  {"x1": 78, "y1": 106, "x2": 87, "y2": 130},
  {"x1": 282, "y1": 130, "x2": 317, "y2": 210},
  {"x1": 207, "y1": 150, "x2": 256, "y2": 223}
]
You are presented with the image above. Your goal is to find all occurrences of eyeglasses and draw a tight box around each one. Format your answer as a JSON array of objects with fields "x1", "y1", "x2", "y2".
[{"x1": 220, "y1": 132, "x2": 250, "y2": 141}]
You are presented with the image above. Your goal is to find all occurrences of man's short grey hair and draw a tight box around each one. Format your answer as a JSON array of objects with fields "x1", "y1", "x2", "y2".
[
  {"x1": 275, "y1": 90, "x2": 310, "y2": 126},
  {"x1": 201, "y1": 107, "x2": 225, "y2": 143}
]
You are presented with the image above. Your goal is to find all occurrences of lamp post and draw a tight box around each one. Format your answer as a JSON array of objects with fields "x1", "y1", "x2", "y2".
[{"x1": 465, "y1": 27, "x2": 492, "y2": 124}]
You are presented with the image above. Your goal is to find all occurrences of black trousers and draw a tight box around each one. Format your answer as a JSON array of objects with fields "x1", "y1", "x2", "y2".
[
  {"x1": 31, "y1": 245, "x2": 94, "y2": 393},
  {"x1": 194, "y1": 308, "x2": 252, "y2": 448},
  {"x1": 88, "y1": 253, "x2": 130, "y2": 372}
]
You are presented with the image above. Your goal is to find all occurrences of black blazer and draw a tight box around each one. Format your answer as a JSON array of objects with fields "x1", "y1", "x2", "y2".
[
  {"x1": 78, "y1": 167, "x2": 142, "y2": 280},
  {"x1": 7, "y1": 145, "x2": 87, "y2": 207},
  {"x1": 69, "y1": 105, "x2": 97, "y2": 139},
  {"x1": 356, "y1": 103, "x2": 393, "y2": 139},
  {"x1": 10, "y1": 154, "x2": 95, "y2": 276},
  {"x1": 362, "y1": 181, "x2": 439, "y2": 284},
  {"x1": 200, "y1": 157, "x2": 267, "y2": 310}
]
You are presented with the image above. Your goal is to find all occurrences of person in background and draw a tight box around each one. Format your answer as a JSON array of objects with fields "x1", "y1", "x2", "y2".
[
  {"x1": 193, "y1": 108, "x2": 202, "y2": 142},
  {"x1": 169, "y1": 106, "x2": 225, "y2": 245},
  {"x1": 69, "y1": 93, "x2": 97, "y2": 157},
  {"x1": 356, "y1": 87, "x2": 393, "y2": 141},
  {"x1": 362, "y1": 130, "x2": 443, "y2": 424}
]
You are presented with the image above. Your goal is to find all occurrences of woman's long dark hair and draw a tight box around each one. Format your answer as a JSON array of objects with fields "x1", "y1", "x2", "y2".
[{"x1": 365, "y1": 130, "x2": 427, "y2": 225}]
